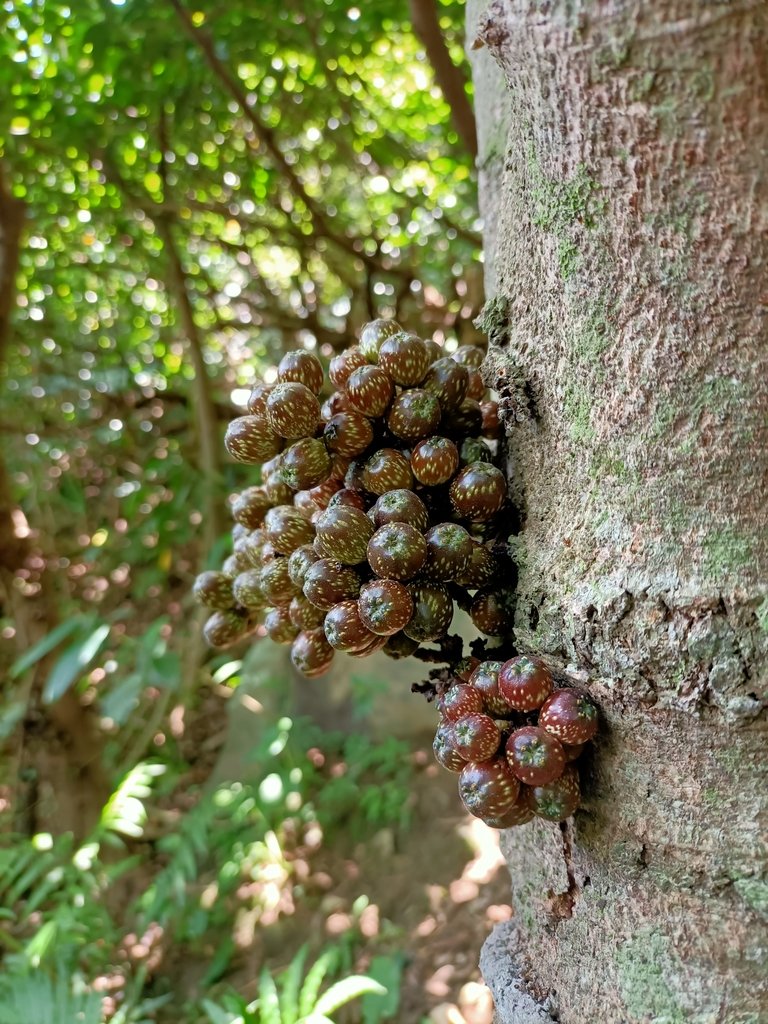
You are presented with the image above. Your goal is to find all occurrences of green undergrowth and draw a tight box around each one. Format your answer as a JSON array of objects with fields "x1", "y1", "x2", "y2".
[{"x1": 0, "y1": 717, "x2": 415, "y2": 1024}]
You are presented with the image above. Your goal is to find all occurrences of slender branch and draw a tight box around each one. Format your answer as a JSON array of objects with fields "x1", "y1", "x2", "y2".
[{"x1": 409, "y1": 0, "x2": 478, "y2": 157}]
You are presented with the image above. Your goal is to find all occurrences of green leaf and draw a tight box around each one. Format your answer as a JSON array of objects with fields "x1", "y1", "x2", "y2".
[
  {"x1": 279, "y1": 944, "x2": 308, "y2": 1023},
  {"x1": 361, "y1": 955, "x2": 404, "y2": 1024},
  {"x1": 312, "y1": 976, "x2": 387, "y2": 1017},
  {"x1": 258, "y1": 968, "x2": 281, "y2": 1024},
  {"x1": 9, "y1": 617, "x2": 88, "y2": 679},
  {"x1": 298, "y1": 950, "x2": 337, "y2": 1016},
  {"x1": 201, "y1": 999, "x2": 243, "y2": 1024},
  {"x1": 42, "y1": 623, "x2": 110, "y2": 704}
]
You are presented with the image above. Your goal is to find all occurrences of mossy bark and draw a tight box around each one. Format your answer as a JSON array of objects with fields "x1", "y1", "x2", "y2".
[{"x1": 467, "y1": 1, "x2": 768, "y2": 1021}]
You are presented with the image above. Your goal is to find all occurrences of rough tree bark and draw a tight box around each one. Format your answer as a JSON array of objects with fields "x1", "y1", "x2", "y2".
[{"x1": 467, "y1": 2, "x2": 768, "y2": 1021}]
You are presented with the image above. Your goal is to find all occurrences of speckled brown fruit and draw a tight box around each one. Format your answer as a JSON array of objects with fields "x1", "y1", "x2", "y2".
[
  {"x1": 280, "y1": 438, "x2": 331, "y2": 491},
  {"x1": 453, "y1": 344, "x2": 485, "y2": 369},
  {"x1": 442, "y1": 397, "x2": 483, "y2": 439},
  {"x1": 481, "y1": 399, "x2": 501, "y2": 439},
  {"x1": 346, "y1": 632, "x2": 388, "y2": 658},
  {"x1": 327, "y1": 487, "x2": 367, "y2": 511},
  {"x1": 203, "y1": 609, "x2": 252, "y2": 648},
  {"x1": 403, "y1": 581, "x2": 453, "y2": 642},
  {"x1": 324, "y1": 600, "x2": 377, "y2": 652},
  {"x1": 468, "y1": 661, "x2": 513, "y2": 717},
  {"x1": 323, "y1": 411, "x2": 374, "y2": 458},
  {"x1": 466, "y1": 367, "x2": 487, "y2": 401},
  {"x1": 345, "y1": 365, "x2": 395, "y2": 417},
  {"x1": 277, "y1": 350, "x2": 324, "y2": 394},
  {"x1": 498, "y1": 655, "x2": 554, "y2": 712},
  {"x1": 289, "y1": 594, "x2": 326, "y2": 630},
  {"x1": 386, "y1": 389, "x2": 442, "y2": 443},
  {"x1": 264, "y1": 505, "x2": 315, "y2": 555},
  {"x1": 470, "y1": 587, "x2": 515, "y2": 637},
  {"x1": 288, "y1": 544, "x2": 320, "y2": 588},
  {"x1": 481, "y1": 794, "x2": 535, "y2": 829},
  {"x1": 459, "y1": 758, "x2": 521, "y2": 819},
  {"x1": 367, "y1": 522, "x2": 427, "y2": 580},
  {"x1": 361, "y1": 448, "x2": 414, "y2": 495},
  {"x1": 246, "y1": 382, "x2": 274, "y2": 417},
  {"x1": 453, "y1": 712, "x2": 502, "y2": 762},
  {"x1": 308, "y1": 477, "x2": 343, "y2": 511},
  {"x1": 193, "y1": 571, "x2": 235, "y2": 610},
  {"x1": 321, "y1": 391, "x2": 353, "y2": 421},
  {"x1": 459, "y1": 437, "x2": 492, "y2": 467},
  {"x1": 423, "y1": 522, "x2": 474, "y2": 582},
  {"x1": 266, "y1": 382, "x2": 321, "y2": 439},
  {"x1": 358, "y1": 578, "x2": 414, "y2": 636},
  {"x1": 225, "y1": 415, "x2": 283, "y2": 463},
  {"x1": 528, "y1": 764, "x2": 580, "y2": 821},
  {"x1": 371, "y1": 489, "x2": 429, "y2": 531},
  {"x1": 422, "y1": 356, "x2": 469, "y2": 411},
  {"x1": 302, "y1": 558, "x2": 361, "y2": 611},
  {"x1": 378, "y1": 332, "x2": 432, "y2": 386},
  {"x1": 382, "y1": 631, "x2": 420, "y2": 659},
  {"x1": 264, "y1": 473, "x2": 294, "y2": 507},
  {"x1": 433, "y1": 721, "x2": 466, "y2": 772},
  {"x1": 329, "y1": 347, "x2": 368, "y2": 388},
  {"x1": 258, "y1": 557, "x2": 300, "y2": 606},
  {"x1": 506, "y1": 726, "x2": 566, "y2": 786},
  {"x1": 231, "y1": 486, "x2": 272, "y2": 529},
  {"x1": 232, "y1": 569, "x2": 267, "y2": 611},
  {"x1": 437, "y1": 683, "x2": 484, "y2": 721},
  {"x1": 314, "y1": 505, "x2": 375, "y2": 564},
  {"x1": 449, "y1": 462, "x2": 506, "y2": 522},
  {"x1": 264, "y1": 606, "x2": 300, "y2": 644},
  {"x1": 411, "y1": 435, "x2": 460, "y2": 486},
  {"x1": 221, "y1": 554, "x2": 242, "y2": 579},
  {"x1": 359, "y1": 318, "x2": 402, "y2": 363},
  {"x1": 539, "y1": 688, "x2": 599, "y2": 745},
  {"x1": 456, "y1": 542, "x2": 500, "y2": 589},
  {"x1": 290, "y1": 628, "x2": 335, "y2": 678}
]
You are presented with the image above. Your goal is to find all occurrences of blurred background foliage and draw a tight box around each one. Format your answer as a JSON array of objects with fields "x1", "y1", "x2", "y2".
[{"x1": 0, "y1": 0, "x2": 486, "y2": 1019}]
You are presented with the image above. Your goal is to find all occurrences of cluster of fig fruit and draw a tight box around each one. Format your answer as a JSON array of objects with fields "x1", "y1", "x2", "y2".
[
  {"x1": 433, "y1": 656, "x2": 598, "y2": 827},
  {"x1": 192, "y1": 318, "x2": 516, "y2": 678}
]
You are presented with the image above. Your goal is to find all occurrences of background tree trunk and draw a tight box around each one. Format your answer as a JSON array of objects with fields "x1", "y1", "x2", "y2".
[{"x1": 467, "y1": 1, "x2": 768, "y2": 1021}]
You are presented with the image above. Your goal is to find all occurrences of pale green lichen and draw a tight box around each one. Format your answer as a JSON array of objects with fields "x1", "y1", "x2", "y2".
[
  {"x1": 702, "y1": 527, "x2": 754, "y2": 582},
  {"x1": 615, "y1": 930, "x2": 687, "y2": 1024}
]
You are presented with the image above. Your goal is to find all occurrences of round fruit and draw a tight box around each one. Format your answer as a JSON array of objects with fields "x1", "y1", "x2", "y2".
[
  {"x1": 277, "y1": 350, "x2": 324, "y2": 393},
  {"x1": 481, "y1": 399, "x2": 501, "y2": 439},
  {"x1": 303, "y1": 558, "x2": 361, "y2": 610},
  {"x1": 231, "y1": 486, "x2": 272, "y2": 528},
  {"x1": 498, "y1": 655, "x2": 554, "y2": 712},
  {"x1": 437, "y1": 683, "x2": 484, "y2": 722},
  {"x1": 453, "y1": 344, "x2": 485, "y2": 369},
  {"x1": 423, "y1": 522, "x2": 474, "y2": 582},
  {"x1": 505, "y1": 727, "x2": 566, "y2": 786},
  {"x1": 422, "y1": 357, "x2": 468, "y2": 411},
  {"x1": 371, "y1": 489, "x2": 429, "y2": 531},
  {"x1": 258, "y1": 557, "x2": 299, "y2": 606},
  {"x1": 324, "y1": 600, "x2": 377, "y2": 652},
  {"x1": 403, "y1": 581, "x2": 453, "y2": 642},
  {"x1": 345, "y1": 365, "x2": 394, "y2": 417},
  {"x1": 466, "y1": 367, "x2": 486, "y2": 401},
  {"x1": 433, "y1": 721, "x2": 466, "y2": 772},
  {"x1": 386, "y1": 389, "x2": 441, "y2": 443},
  {"x1": 468, "y1": 661, "x2": 513, "y2": 717},
  {"x1": 455, "y1": 657, "x2": 481, "y2": 683},
  {"x1": 308, "y1": 477, "x2": 342, "y2": 511},
  {"x1": 379, "y1": 332, "x2": 431, "y2": 386},
  {"x1": 449, "y1": 462, "x2": 506, "y2": 522},
  {"x1": 443, "y1": 398, "x2": 483, "y2": 439},
  {"x1": 459, "y1": 758, "x2": 521, "y2": 819},
  {"x1": 321, "y1": 391, "x2": 352, "y2": 420},
  {"x1": 453, "y1": 712, "x2": 502, "y2": 762},
  {"x1": 288, "y1": 544, "x2": 320, "y2": 588},
  {"x1": 246, "y1": 382, "x2": 274, "y2": 417},
  {"x1": 225, "y1": 415, "x2": 282, "y2": 463},
  {"x1": 329, "y1": 346, "x2": 367, "y2": 388},
  {"x1": 459, "y1": 437, "x2": 492, "y2": 466},
  {"x1": 280, "y1": 438, "x2": 331, "y2": 491},
  {"x1": 289, "y1": 594, "x2": 325, "y2": 630},
  {"x1": 266, "y1": 382, "x2": 321, "y2": 439},
  {"x1": 232, "y1": 570, "x2": 267, "y2": 610},
  {"x1": 323, "y1": 411, "x2": 374, "y2": 458},
  {"x1": 264, "y1": 474, "x2": 293, "y2": 507},
  {"x1": 367, "y1": 522, "x2": 427, "y2": 580},
  {"x1": 411, "y1": 436, "x2": 459, "y2": 486},
  {"x1": 456, "y1": 542, "x2": 500, "y2": 589},
  {"x1": 359, "y1": 318, "x2": 402, "y2": 363},
  {"x1": 562, "y1": 741, "x2": 587, "y2": 762},
  {"x1": 480, "y1": 793, "x2": 535, "y2": 828},
  {"x1": 361, "y1": 448, "x2": 413, "y2": 495},
  {"x1": 327, "y1": 487, "x2": 367, "y2": 511},
  {"x1": 346, "y1": 633, "x2": 388, "y2": 658},
  {"x1": 203, "y1": 609, "x2": 252, "y2": 648},
  {"x1": 221, "y1": 554, "x2": 241, "y2": 579},
  {"x1": 539, "y1": 688, "x2": 599, "y2": 745},
  {"x1": 470, "y1": 588, "x2": 514, "y2": 636},
  {"x1": 290, "y1": 628, "x2": 335, "y2": 678},
  {"x1": 358, "y1": 578, "x2": 414, "y2": 636},
  {"x1": 193, "y1": 571, "x2": 234, "y2": 610},
  {"x1": 528, "y1": 764, "x2": 580, "y2": 821},
  {"x1": 264, "y1": 606, "x2": 299, "y2": 644},
  {"x1": 264, "y1": 505, "x2": 315, "y2": 555},
  {"x1": 382, "y1": 632, "x2": 420, "y2": 659},
  {"x1": 314, "y1": 505, "x2": 375, "y2": 564}
]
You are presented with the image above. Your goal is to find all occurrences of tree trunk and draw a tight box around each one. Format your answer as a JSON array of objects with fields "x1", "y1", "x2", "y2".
[{"x1": 467, "y1": 1, "x2": 768, "y2": 1021}]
